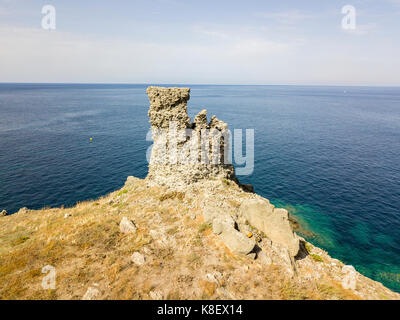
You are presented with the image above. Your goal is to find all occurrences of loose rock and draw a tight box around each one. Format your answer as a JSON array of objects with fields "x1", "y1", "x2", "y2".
[
  {"x1": 119, "y1": 216, "x2": 137, "y2": 234},
  {"x1": 131, "y1": 252, "x2": 146, "y2": 266},
  {"x1": 149, "y1": 290, "x2": 163, "y2": 300},
  {"x1": 82, "y1": 284, "x2": 100, "y2": 300},
  {"x1": 17, "y1": 207, "x2": 28, "y2": 214}
]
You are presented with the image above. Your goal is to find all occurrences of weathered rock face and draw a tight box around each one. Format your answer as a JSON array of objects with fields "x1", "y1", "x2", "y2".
[
  {"x1": 147, "y1": 87, "x2": 191, "y2": 130},
  {"x1": 239, "y1": 199, "x2": 300, "y2": 257},
  {"x1": 146, "y1": 86, "x2": 236, "y2": 187}
]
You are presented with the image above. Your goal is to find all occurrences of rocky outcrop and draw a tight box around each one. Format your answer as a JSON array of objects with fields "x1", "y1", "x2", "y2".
[
  {"x1": 239, "y1": 199, "x2": 300, "y2": 257},
  {"x1": 146, "y1": 86, "x2": 300, "y2": 259},
  {"x1": 146, "y1": 87, "x2": 236, "y2": 187}
]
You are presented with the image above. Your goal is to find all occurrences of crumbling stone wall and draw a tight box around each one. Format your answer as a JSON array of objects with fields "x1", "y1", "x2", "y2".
[{"x1": 146, "y1": 86, "x2": 237, "y2": 187}]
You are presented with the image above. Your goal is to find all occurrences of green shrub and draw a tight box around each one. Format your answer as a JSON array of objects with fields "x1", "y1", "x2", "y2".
[
  {"x1": 311, "y1": 254, "x2": 323, "y2": 262},
  {"x1": 117, "y1": 189, "x2": 128, "y2": 196},
  {"x1": 198, "y1": 223, "x2": 211, "y2": 233}
]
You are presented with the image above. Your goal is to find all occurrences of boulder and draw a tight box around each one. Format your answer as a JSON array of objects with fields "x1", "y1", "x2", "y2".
[
  {"x1": 82, "y1": 284, "x2": 100, "y2": 300},
  {"x1": 119, "y1": 217, "x2": 137, "y2": 234},
  {"x1": 17, "y1": 207, "x2": 28, "y2": 214},
  {"x1": 0, "y1": 210, "x2": 7, "y2": 217},
  {"x1": 131, "y1": 252, "x2": 146, "y2": 266},
  {"x1": 212, "y1": 216, "x2": 235, "y2": 235},
  {"x1": 212, "y1": 217, "x2": 255, "y2": 255},
  {"x1": 220, "y1": 230, "x2": 255, "y2": 255},
  {"x1": 149, "y1": 290, "x2": 163, "y2": 300},
  {"x1": 239, "y1": 199, "x2": 299, "y2": 257},
  {"x1": 203, "y1": 205, "x2": 227, "y2": 223}
]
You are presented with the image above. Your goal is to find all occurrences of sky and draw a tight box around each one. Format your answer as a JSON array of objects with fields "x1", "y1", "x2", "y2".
[{"x1": 0, "y1": 0, "x2": 400, "y2": 85}]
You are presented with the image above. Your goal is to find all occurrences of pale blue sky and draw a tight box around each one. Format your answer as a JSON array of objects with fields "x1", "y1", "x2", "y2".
[{"x1": 1, "y1": 0, "x2": 400, "y2": 85}]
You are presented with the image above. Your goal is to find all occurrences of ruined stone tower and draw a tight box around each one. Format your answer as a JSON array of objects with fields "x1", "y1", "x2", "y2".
[{"x1": 146, "y1": 86, "x2": 237, "y2": 187}]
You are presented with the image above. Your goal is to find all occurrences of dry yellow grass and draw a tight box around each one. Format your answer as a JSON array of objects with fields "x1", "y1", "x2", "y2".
[{"x1": 0, "y1": 176, "x2": 398, "y2": 300}]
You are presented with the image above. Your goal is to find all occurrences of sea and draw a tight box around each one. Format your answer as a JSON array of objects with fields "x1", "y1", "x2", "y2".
[{"x1": 0, "y1": 83, "x2": 399, "y2": 292}]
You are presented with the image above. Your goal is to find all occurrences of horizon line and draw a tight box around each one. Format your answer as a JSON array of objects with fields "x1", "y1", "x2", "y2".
[{"x1": 1, "y1": 82, "x2": 400, "y2": 88}]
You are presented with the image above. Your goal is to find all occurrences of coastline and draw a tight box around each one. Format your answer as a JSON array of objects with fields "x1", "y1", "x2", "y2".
[{"x1": 1, "y1": 176, "x2": 399, "y2": 300}]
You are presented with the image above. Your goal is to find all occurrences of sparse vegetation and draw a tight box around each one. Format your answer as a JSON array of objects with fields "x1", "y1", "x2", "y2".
[
  {"x1": 200, "y1": 280, "x2": 216, "y2": 297},
  {"x1": 198, "y1": 222, "x2": 211, "y2": 233},
  {"x1": 159, "y1": 191, "x2": 185, "y2": 202},
  {"x1": 311, "y1": 254, "x2": 324, "y2": 263},
  {"x1": 12, "y1": 236, "x2": 30, "y2": 246},
  {"x1": 0, "y1": 176, "x2": 398, "y2": 300},
  {"x1": 166, "y1": 226, "x2": 179, "y2": 235},
  {"x1": 117, "y1": 189, "x2": 128, "y2": 196}
]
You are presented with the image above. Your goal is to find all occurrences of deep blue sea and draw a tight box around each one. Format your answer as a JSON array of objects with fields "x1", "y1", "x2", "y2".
[{"x1": 0, "y1": 83, "x2": 399, "y2": 292}]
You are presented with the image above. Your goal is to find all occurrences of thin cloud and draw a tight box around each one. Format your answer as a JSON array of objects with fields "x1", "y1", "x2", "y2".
[
  {"x1": 256, "y1": 10, "x2": 313, "y2": 25},
  {"x1": 192, "y1": 25, "x2": 230, "y2": 40},
  {"x1": 0, "y1": 26, "x2": 295, "y2": 83},
  {"x1": 343, "y1": 23, "x2": 377, "y2": 36}
]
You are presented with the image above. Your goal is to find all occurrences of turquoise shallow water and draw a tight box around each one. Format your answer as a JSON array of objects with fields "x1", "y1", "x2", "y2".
[{"x1": 0, "y1": 84, "x2": 399, "y2": 292}]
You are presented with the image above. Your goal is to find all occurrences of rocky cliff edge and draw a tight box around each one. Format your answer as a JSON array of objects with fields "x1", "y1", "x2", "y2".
[{"x1": 0, "y1": 87, "x2": 398, "y2": 300}]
